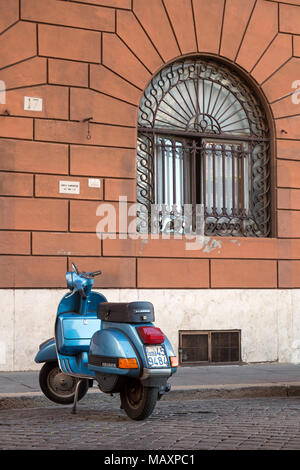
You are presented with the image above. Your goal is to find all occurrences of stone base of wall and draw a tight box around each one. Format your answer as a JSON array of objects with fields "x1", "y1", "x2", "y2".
[{"x1": 1, "y1": 289, "x2": 300, "y2": 371}]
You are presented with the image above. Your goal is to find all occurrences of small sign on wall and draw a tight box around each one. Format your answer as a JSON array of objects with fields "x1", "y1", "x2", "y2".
[
  {"x1": 88, "y1": 178, "x2": 101, "y2": 188},
  {"x1": 24, "y1": 96, "x2": 43, "y2": 111},
  {"x1": 59, "y1": 181, "x2": 80, "y2": 195}
]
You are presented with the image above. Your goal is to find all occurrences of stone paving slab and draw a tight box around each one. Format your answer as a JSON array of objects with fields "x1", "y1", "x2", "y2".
[{"x1": 1, "y1": 394, "x2": 300, "y2": 450}]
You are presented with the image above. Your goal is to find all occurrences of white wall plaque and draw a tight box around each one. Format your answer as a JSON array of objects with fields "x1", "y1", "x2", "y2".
[
  {"x1": 88, "y1": 178, "x2": 101, "y2": 188},
  {"x1": 24, "y1": 96, "x2": 43, "y2": 111},
  {"x1": 59, "y1": 181, "x2": 80, "y2": 194}
]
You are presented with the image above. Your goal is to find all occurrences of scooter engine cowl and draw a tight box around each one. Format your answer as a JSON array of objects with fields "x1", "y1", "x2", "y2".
[{"x1": 95, "y1": 372, "x2": 125, "y2": 393}]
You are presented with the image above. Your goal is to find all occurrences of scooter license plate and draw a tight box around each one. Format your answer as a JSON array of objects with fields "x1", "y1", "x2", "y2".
[{"x1": 145, "y1": 345, "x2": 168, "y2": 368}]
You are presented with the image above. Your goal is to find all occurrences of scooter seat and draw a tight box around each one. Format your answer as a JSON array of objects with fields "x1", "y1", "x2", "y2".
[{"x1": 98, "y1": 301, "x2": 155, "y2": 323}]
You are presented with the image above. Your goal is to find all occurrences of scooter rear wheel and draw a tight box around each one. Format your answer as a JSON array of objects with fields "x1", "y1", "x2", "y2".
[
  {"x1": 120, "y1": 378, "x2": 158, "y2": 421},
  {"x1": 39, "y1": 362, "x2": 89, "y2": 405}
]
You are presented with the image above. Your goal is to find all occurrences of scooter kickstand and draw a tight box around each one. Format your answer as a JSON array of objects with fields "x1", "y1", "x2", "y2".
[{"x1": 72, "y1": 379, "x2": 83, "y2": 414}]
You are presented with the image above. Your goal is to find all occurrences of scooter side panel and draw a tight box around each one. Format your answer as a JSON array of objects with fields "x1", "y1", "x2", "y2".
[
  {"x1": 88, "y1": 328, "x2": 140, "y2": 377},
  {"x1": 100, "y1": 322, "x2": 177, "y2": 376},
  {"x1": 102, "y1": 322, "x2": 174, "y2": 368},
  {"x1": 34, "y1": 338, "x2": 57, "y2": 363}
]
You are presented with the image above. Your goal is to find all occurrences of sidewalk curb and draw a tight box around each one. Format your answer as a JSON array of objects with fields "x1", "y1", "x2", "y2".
[
  {"x1": 1, "y1": 382, "x2": 300, "y2": 409},
  {"x1": 167, "y1": 382, "x2": 300, "y2": 400}
]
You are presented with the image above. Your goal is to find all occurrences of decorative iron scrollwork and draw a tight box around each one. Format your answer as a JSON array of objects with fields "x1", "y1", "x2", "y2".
[{"x1": 137, "y1": 58, "x2": 271, "y2": 238}]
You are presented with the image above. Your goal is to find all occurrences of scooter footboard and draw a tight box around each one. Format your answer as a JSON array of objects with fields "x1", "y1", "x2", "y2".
[{"x1": 88, "y1": 328, "x2": 140, "y2": 378}]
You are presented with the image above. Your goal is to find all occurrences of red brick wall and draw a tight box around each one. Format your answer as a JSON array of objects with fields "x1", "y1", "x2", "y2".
[{"x1": 0, "y1": 0, "x2": 300, "y2": 289}]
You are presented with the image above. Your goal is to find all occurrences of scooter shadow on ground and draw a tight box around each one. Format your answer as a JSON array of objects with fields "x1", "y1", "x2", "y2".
[
  {"x1": 30, "y1": 394, "x2": 196, "y2": 424},
  {"x1": 35, "y1": 263, "x2": 178, "y2": 421}
]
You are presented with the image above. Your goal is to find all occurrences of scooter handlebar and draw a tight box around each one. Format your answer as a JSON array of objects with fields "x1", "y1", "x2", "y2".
[
  {"x1": 66, "y1": 266, "x2": 102, "y2": 298},
  {"x1": 80, "y1": 270, "x2": 102, "y2": 279},
  {"x1": 71, "y1": 262, "x2": 102, "y2": 279}
]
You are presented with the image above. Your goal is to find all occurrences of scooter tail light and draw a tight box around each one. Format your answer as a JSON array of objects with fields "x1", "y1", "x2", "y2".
[{"x1": 137, "y1": 326, "x2": 165, "y2": 344}]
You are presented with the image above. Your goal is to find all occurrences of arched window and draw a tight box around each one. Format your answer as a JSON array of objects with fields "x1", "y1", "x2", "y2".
[{"x1": 137, "y1": 58, "x2": 271, "y2": 237}]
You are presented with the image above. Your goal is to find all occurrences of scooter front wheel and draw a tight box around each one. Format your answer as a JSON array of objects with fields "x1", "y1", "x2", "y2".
[
  {"x1": 120, "y1": 378, "x2": 158, "y2": 421},
  {"x1": 39, "y1": 362, "x2": 89, "y2": 405}
]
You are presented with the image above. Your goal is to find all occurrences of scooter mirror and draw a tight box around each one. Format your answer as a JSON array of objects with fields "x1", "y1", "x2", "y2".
[{"x1": 72, "y1": 263, "x2": 79, "y2": 274}]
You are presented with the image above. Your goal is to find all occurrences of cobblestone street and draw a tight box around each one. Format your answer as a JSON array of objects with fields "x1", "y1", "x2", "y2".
[{"x1": 1, "y1": 393, "x2": 300, "y2": 451}]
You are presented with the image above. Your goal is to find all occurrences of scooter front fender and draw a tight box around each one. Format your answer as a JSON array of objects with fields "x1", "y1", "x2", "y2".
[
  {"x1": 35, "y1": 337, "x2": 57, "y2": 363},
  {"x1": 88, "y1": 328, "x2": 140, "y2": 377}
]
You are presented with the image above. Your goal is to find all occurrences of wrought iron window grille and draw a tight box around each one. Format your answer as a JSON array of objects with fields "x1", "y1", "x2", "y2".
[{"x1": 137, "y1": 58, "x2": 271, "y2": 237}]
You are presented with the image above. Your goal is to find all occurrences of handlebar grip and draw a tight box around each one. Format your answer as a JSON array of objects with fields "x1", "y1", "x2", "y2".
[
  {"x1": 81, "y1": 270, "x2": 102, "y2": 279},
  {"x1": 91, "y1": 270, "x2": 102, "y2": 277}
]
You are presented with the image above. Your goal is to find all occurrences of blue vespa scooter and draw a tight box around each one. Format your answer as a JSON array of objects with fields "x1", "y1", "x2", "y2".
[{"x1": 35, "y1": 263, "x2": 178, "y2": 420}]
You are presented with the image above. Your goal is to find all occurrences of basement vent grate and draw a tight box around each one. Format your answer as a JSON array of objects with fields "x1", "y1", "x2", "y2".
[{"x1": 179, "y1": 330, "x2": 241, "y2": 365}]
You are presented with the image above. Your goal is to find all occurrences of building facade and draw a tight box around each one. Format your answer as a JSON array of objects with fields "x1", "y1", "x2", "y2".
[{"x1": 1, "y1": 0, "x2": 300, "y2": 370}]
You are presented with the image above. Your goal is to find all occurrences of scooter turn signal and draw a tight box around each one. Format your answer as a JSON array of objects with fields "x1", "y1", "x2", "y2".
[
  {"x1": 118, "y1": 358, "x2": 139, "y2": 369},
  {"x1": 170, "y1": 356, "x2": 179, "y2": 367}
]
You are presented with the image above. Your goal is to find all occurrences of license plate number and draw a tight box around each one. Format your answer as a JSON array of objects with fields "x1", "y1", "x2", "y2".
[{"x1": 145, "y1": 345, "x2": 168, "y2": 368}]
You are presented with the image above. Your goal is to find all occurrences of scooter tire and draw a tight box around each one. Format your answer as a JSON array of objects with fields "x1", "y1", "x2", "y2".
[
  {"x1": 39, "y1": 362, "x2": 89, "y2": 405},
  {"x1": 120, "y1": 379, "x2": 158, "y2": 421}
]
